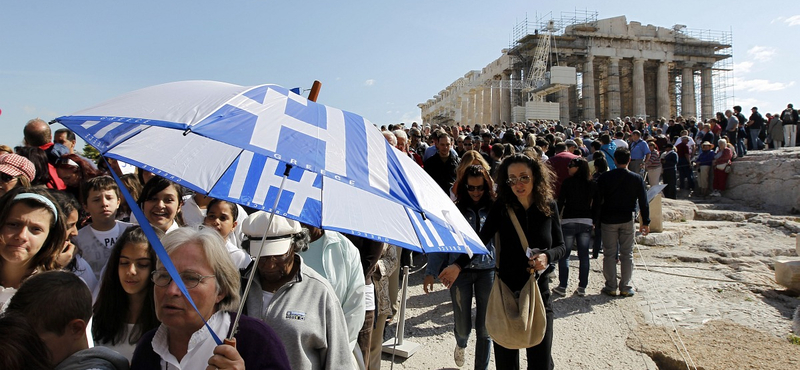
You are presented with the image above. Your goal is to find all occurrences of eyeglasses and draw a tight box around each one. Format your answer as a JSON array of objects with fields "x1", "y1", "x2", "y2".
[
  {"x1": 506, "y1": 176, "x2": 532, "y2": 186},
  {"x1": 466, "y1": 184, "x2": 484, "y2": 192},
  {"x1": 0, "y1": 172, "x2": 15, "y2": 183},
  {"x1": 151, "y1": 270, "x2": 215, "y2": 289}
]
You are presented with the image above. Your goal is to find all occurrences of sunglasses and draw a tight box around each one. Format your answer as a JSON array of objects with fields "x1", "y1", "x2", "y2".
[
  {"x1": 506, "y1": 176, "x2": 532, "y2": 186},
  {"x1": 466, "y1": 184, "x2": 484, "y2": 192},
  {"x1": 0, "y1": 172, "x2": 15, "y2": 183}
]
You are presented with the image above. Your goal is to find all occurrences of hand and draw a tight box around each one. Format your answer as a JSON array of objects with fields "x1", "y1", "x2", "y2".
[
  {"x1": 423, "y1": 275, "x2": 435, "y2": 294},
  {"x1": 206, "y1": 343, "x2": 244, "y2": 370},
  {"x1": 639, "y1": 225, "x2": 650, "y2": 236},
  {"x1": 437, "y1": 264, "x2": 461, "y2": 289},
  {"x1": 528, "y1": 253, "x2": 549, "y2": 272}
]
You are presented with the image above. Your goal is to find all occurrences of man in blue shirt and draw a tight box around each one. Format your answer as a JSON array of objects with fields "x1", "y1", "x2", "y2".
[{"x1": 628, "y1": 130, "x2": 651, "y2": 176}]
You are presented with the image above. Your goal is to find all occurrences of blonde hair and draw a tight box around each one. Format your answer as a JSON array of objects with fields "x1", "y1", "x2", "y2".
[{"x1": 452, "y1": 150, "x2": 491, "y2": 197}]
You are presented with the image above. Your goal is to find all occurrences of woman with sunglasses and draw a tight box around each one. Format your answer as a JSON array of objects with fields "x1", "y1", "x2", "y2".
[
  {"x1": 552, "y1": 158, "x2": 595, "y2": 298},
  {"x1": 239, "y1": 212, "x2": 352, "y2": 370},
  {"x1": 130, "y1": 227, "x2": 290, "y2": 370},
  {"x1": 425, "y1": 164, "x2": 496, "y2": 369},
  {"x1": 441, "y1": 153, "x2": 565, "y2": 370},
  {"x1": 0, "y1": 154, "x2": 34, "y2": 198}
]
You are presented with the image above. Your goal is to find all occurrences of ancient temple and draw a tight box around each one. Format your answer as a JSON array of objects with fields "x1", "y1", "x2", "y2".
[{"x1": 419, "y1": 14, "x2": 733, "y2": 126}]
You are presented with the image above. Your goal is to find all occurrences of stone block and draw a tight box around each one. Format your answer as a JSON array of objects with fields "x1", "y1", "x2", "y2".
[
  {"x1": 797, "y1": 235, "x2": 799, "y2": 256},
  {"x1": 775, "y1": 259, "x2": 800, "y2": 292}
]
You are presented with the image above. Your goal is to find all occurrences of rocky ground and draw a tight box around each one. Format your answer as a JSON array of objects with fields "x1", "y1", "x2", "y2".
[{"x1": 377, "y1": 196, "x2": 800, "y2": 369}]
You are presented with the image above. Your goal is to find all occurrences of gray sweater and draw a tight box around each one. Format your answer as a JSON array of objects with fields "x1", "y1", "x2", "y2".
[{"x1": 55, "y1": 346, "x2": 129, "y2": 370}]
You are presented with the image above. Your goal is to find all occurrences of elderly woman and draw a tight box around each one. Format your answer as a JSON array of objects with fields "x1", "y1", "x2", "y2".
[
  {"x1": 711, "y1": 139, "x2": 734, "y2": 197},
  {"x1": 240, "y1": 212, "x2": 352, "y2": 370},
  {"x1": 130, "y1": 227, "x2": 290, "y2": 370}
]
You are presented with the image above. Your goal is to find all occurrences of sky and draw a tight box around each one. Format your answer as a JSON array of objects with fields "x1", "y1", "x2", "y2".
[{"x1": 2, "y1": 0, "x2": 798, "y2": 148}]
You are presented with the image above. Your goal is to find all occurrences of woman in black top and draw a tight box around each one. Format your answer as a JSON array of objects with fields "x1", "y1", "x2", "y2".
[
  {"x1": 477, "y1": 153, "x2": 566, "y2": 370},
  {"x1": 554, "y1": 158, "x2": 596, "y2": 297}
]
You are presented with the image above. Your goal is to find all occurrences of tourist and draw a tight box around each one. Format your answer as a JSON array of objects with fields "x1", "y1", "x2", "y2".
[
  {"x1": 426, "y1": 164, "x2": 496, "y2": 369},
  {"x1": 0, "y1": 153, "x2": 34, "y2": 198},
  {"x1": 14, "y1": 146, "x2": 60, "y2": 189},
  {"x1": 55, "y1": 154, "x2": 106, "y2": 201},
  {"x1": 424, "y1": 132, "x2": 460, "y2": 194},
  {"x1": 451, "y1": 149, "x2": 491, "y2": 201},
  {"x1": 766, "y1": 113, "x2": 784, "y2": 149},
  {"x1": 0, "y1": 313, "x2": 52, "y2": 370},
  {"x1": 711, "y1": 139, "x2": 734, "y2": 197},
  {"x1": 367, "y1": 242, "x2": 397, "y2": 370},
  {"x1": 595, "y1": 148, "x2": 650, "y2": 297},
  {"x1": 746, "y1": 107, "x2": 765, "y2": 150},
  {"x1": 675, "y1": 135, "x2": 694, "y2": 195},
  {"x1": 92, "y1": 226, "x2": 158, "y2": 361},
  {"x1": 240, "y1": 212, "x2": 352, "y2": 370},
  {"x1": 660, "y1": 143, "x2": 678, "y2": 199},
  {"x1": 590, "y1": 153, "x2": 608, "y2": 259},
  {"x1": 780, "y1": 104, "x2": 798, "y2": 147},
  {"x1": 130, "y1": 227, "x2": 290, "y2": 369},
  {"x1": 74, "y1": 176, "x2": 133, "y2": 280},
  {"x1": 49, "y1": 190, "x2": 97, "y2": 291},
  {"x1": 598, "y1": 133, "x2": 617, "y2": 170},
  {"x1": 5, "y1": 271, "x2": 129, "y2": 370},
  {"x1": 546, "y1": 142, "x2": 579, "y2": 198},
  {"x1": 469, "y1": 153, "x2": 565, "y2": 370},
  {"x1": 644, "y1": 141, "x2": 662, "y2": 187},
  {"x1": 137, "y1": 177, "x2": 184, "y2": 236},
  {"x1": 0, "y1": 188, "x2": 67, "y2": 309},
  {"x1": 202, "y1": 198, "x2": 251, "y2": 269},
  {"x1": 696, "y1": 142, "x2": 715, "y2": 197},
  {"x1": 21, "y1": 118, "x2": 66, "y2": 190},
  {"x1": 554, "y1": 158, "x2": 595, "y2": 298}
]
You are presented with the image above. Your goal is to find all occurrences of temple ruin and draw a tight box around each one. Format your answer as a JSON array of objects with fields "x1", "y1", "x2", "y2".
[{"x1": 419, "y1": 12, "x2": 733, "y2": 126}]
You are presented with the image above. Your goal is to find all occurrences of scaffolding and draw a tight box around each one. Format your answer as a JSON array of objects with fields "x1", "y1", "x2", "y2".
[{"x1": 673, "y1": 27, "x2": 734, "y2": 118}]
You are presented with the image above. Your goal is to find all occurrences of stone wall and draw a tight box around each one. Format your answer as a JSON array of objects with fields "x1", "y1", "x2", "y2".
[{"x1": 725, "y1": 147, "x2": 800, "y2": 214}]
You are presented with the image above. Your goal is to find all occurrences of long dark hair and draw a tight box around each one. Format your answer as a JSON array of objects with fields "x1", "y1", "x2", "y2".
[
  {"x1": 92, "y1": 226, "x2": 159, "y2": 345},
  {"x1": 454, "y1": 165, "x2": 496, "y2": 207},
  {"x1": 13, "y1": 146, "x2": 53, "y2": 187},
  {"x1": 496, "y1": 153, "x2": 555, "y2": 216},
  {"x1": 569, "y1": 157, "x2": 591, "y2": 183}
]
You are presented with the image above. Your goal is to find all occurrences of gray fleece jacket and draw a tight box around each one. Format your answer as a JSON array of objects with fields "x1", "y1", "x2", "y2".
[{"x1": 55, "y1": 346, "x2": 129, "y2": 370}]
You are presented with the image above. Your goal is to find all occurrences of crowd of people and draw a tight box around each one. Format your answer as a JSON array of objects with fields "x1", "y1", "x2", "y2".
[{"x1": 0, "y1": 103, "x2": 795, "y2": 369}]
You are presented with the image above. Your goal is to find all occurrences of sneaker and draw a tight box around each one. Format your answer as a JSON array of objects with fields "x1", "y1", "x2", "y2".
[
  {"x1": 576, "y1": 287, "x2": 586, "y2": 297},
  {"x1": 552, "y1": 286, "x2": 567, "y2": 297},
  {"x1": 620, "y1": 289, "x2": 636, "y2": 297},
  {"x1": 454, "y1": 345, "x2": 465, "y2": 367},
  {"x1": 601, "y1": 288, "x2": 617, "y2": 297}
]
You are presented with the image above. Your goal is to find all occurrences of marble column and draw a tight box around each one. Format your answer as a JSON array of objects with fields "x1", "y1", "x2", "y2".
[
  {"x1": 491, "y1": 77, "x2": 501, "y2": 125},
  {"x1": 482, "y1": 85, "x2": 492, "y2": 124},
  {"x1": 454, "y1": 97, "x2": 463, "y2": 123},
  {"x1": 700, "y1": 64, "x2": 714, "y2": 121},
  {"x1": 476, "y1": 87, "x2": 486, "y2": 125},
  {"x1": 500, "y1": 71, "x2": 512, "y2": 124},
  {"x1": 633, "y1": 57, "x2": 646, "y2": 119},
  {"x1": 681, "y1": 62, "x2": 696, "y2": 118},
  {"x1": 558, "y1": 88, "x2": 570, "y2": 125},
  {"x1": 583, "y1": 55, "x2": 596, "y2": 121},
  {"x1": 607, "y1": 57, "x2": 622, "y2": 119},
  {"x1": 657, "y1": 61, "x2": 671, "y2": 119},
  {"x1": 466, "y1": 90, "x2": 476, "y2": 127}
]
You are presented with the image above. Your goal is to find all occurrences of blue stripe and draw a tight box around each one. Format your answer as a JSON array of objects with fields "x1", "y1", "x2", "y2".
[{"x1": 343, "y1": 111, "x2": 368, "y2": 187}]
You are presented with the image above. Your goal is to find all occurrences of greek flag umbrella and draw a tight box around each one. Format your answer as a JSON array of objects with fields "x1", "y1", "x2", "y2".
[{"x1": 54, "y1": 80, "x2": 487, "y2": 256}]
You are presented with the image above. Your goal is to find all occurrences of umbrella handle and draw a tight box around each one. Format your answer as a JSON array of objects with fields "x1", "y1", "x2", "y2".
[{"x1": 308, "y1": 80, "x2": 322, "y2": 102}]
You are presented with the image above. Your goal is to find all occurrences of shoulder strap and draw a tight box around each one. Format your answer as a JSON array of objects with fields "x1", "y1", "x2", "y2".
[{"x1": 506, "y1": 206, "x2": 529, "y2": 251}]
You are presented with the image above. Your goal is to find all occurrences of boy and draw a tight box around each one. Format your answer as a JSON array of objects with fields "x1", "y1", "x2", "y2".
[
  {"x1": 696, "y1": 141, "x2": 716, "y2": 197},
  {"x1": 5, "y1": 271, "x2": 129, "y2": 370},
  {"x1": 74, "y1": 175, "x2": 132, "y2": 280}
]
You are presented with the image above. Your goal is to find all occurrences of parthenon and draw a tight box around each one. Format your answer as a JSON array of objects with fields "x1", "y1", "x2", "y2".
[{"x1": 418, "y1": 13, "x2": 733, "y2": 126}]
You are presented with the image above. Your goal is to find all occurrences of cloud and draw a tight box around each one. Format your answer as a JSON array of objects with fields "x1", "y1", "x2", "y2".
[
  {"x1": 786, "y1": 15, "x2": 800, "y2": 26},
  {"x1": 734, "y1": 77, "x2": 795, "y2": 92},
  {"x1": 364, "y1": 79, "x2": 375, "y2": 86},
  {"x1": 734, "y1": 61, "x2": 753, "y2": 74},
  {"x1": 747, "y1": 46, "x2": 776, "y2": 62}
]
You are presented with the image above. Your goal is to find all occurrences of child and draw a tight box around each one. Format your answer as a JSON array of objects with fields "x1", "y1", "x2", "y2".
[
  {"x1": 5, "y1": 271, "x2": 129, "y2": 370},
  {"x1": 93, "y1": 226, "x2": 158, "y2": 362},
  {"x1": 137, "y1": 176, "x2": 183, "y2": 236},
  {"x1": 696, "y1": 141, "x2": 716, "y2": 197},
  {"x1": 203, "y1": 198, "x2": 252, "y2": 269},
  {"x1": 74, "y1": 176, "x2": 132, "y2": 280}
]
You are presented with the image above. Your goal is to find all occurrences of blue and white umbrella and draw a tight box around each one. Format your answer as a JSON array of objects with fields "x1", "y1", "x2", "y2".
[{"x1": 55, "y1": 80, "x2": 487, "y2": 256}]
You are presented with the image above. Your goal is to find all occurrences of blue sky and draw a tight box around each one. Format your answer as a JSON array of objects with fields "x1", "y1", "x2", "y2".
[{"x1": 2, "y1": 1, "x2": 797, "y2": 148}]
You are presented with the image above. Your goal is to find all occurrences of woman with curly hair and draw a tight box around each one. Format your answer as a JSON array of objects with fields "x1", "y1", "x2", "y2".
[{"x1": 441, "y1": 153, "x2": 566, "y2": 370}]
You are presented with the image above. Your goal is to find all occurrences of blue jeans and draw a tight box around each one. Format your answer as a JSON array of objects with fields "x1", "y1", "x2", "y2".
[
  {"x1": 558, "y1": 223, "x2": 593, "y2": 289},
  {"x1": 450, "y1": 268, "x2": 494, "y2": 370}
]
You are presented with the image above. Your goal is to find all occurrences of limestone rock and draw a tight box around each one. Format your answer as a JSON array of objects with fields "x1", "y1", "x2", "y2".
[
  {"x1": 797, "y1": 235, "x2": 799, "y2": 256},
  {"x1": 694, "y1": 209, "x2": 750, "y2": 222},
  {"x1": 661, "y1": 198, "x2": 697, "y2": 222},
  {"x1": 774, "y1": 259, "x2": 800, "y2": 292},
  {"x1": 725, "y1": 149, "x2": 800, "y2": 214},
  {"x1": 637, "y1": 230, "x2": 682, "y2": 246}
]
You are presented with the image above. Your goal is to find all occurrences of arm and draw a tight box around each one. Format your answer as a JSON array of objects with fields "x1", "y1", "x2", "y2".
[{"x1": 424, "y1": 252, "x2": 448, "y2": 293}]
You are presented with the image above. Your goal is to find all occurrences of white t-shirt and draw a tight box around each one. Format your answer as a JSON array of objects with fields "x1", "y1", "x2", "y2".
[
  {"x1": 262, "y1": 290, "x2": 275, "y2": 312},
  {"x1": 96, "y1": 323, "x2": 137, "y2": 361},
  {"x1": 91, "y1": 224, "x2": 121, "y2": 250}
]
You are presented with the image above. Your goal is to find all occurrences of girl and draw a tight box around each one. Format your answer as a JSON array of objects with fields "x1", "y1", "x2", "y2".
[
  {"x1": 92, "y1": 226, "x2": 158, "y2": 361},
  {"x1": 137, "y1": 177, "x2": 184, "y2": 236},
  {"x1": 554, "y1": 158, "x2": 595, "y2": 297},
  {"x1": 49, "y1": 190, "x2": 97, "y2": 291},
  {"x1": 203, "y1": 198, "x2": 251, "y2": 269},
  {"x1": 0, "y1": 154, "x2": 34, "y2": 198},
  {"x1": 0, "y1": 188, "x2": 68, "y2": 308}
]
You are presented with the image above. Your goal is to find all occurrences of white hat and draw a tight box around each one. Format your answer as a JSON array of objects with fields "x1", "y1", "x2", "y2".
[{"x1": 241, "y1": 212, "x2": 301, "y2": 257}]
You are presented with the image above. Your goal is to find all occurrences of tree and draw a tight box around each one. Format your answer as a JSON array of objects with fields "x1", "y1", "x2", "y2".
[{"x1": 82, "y1": 144, "x2": 100, "y2": 161}]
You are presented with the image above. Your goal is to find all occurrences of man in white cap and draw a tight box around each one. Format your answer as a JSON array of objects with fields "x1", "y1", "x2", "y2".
[{"x1": 240, "y1": 212, "x2": 353, "y2": 370}]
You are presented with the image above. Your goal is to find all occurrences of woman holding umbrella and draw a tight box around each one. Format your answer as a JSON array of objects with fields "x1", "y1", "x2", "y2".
[
  {"x1": 130, "y1": 227, "x2": 290, "y2": 370},
  {"x1": 441, "y1": 153, "x2": 566, "y2": 370}
]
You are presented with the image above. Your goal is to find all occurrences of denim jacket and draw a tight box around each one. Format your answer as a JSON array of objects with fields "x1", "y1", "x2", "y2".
[{"x1": 425, "y1": 204, "x2": 496, "y2": 276}]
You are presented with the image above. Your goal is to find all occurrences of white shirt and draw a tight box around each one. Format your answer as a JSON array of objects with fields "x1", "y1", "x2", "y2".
[
  {"x1": 96, "y1": 323, "x2": 137, "y2": 361},
  {"x1": 152, "y1": 311, "x2": 230, "y2": 370}
]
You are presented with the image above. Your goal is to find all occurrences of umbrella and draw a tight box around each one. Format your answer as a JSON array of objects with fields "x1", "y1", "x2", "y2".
[{"x1": 55, "y1": 80, "x2": 486, "y2": 256}]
